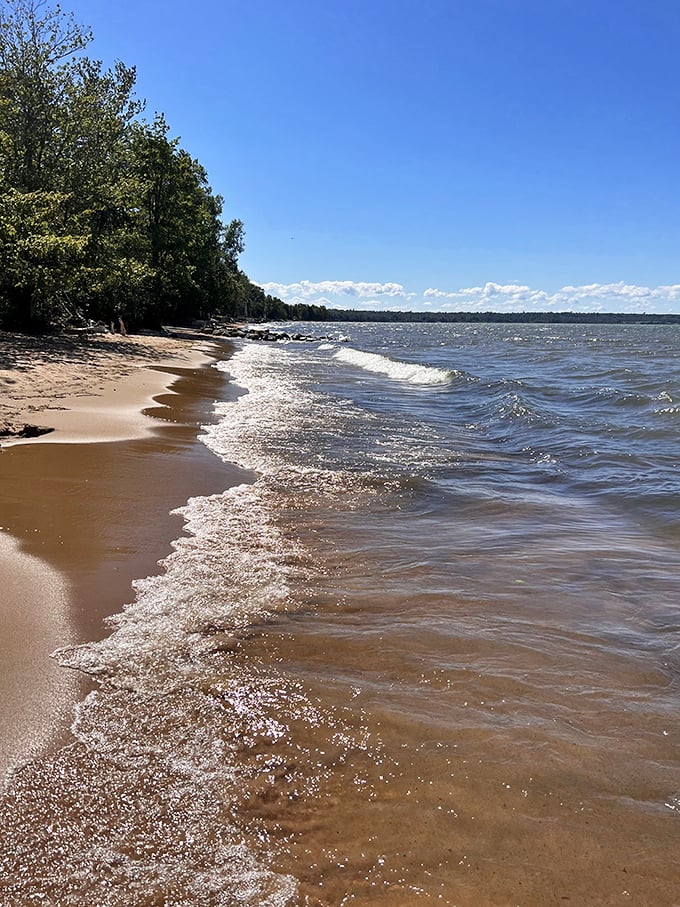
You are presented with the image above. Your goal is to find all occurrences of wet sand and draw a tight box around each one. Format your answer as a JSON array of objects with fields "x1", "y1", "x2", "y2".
[{"x1": 0, "y1": 331, "x2": 250, "y2": 778}]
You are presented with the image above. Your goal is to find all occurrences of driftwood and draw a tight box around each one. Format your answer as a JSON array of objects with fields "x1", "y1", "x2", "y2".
[{"x1": 0, "y1": 421, "x2": 54, "y2": 441}]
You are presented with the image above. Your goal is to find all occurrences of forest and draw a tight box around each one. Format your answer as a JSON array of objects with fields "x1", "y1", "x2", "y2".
[{"x1": 0, "y1": 0, "x2": 290, "y2": 332}]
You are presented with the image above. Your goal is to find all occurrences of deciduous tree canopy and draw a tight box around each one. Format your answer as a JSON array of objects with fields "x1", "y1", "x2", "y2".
[{"x1": 0, "y1": 0, "x2": 283, "y2": 331}]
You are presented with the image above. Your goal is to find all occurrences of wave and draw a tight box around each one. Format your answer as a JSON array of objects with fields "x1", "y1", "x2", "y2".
[
  {"x1": 2, "y1": 478, "x2": 303, "y2": 905},
  {"x1": 333, "y1": 346, "x2": 456, "y2": 385},
  {"x1": 495, "y1": 391, "x2": 543, "y2": 425}
]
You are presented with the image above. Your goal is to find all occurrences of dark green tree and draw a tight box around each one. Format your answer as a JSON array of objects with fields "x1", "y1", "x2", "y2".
[
  {"x1": 0, "y1": 0, "x2": 142, "y2": 329},
  {"x1": 0, "y1": 0, "x2": 283, "y2": 332},
  {"x1": 125, "y1": 116, "x2": 246, "y2": 326}
]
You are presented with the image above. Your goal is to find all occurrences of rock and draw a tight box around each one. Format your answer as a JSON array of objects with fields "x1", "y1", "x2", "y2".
[{"x1": 200, "y1": 314, "x2": 350, "y2": 344}]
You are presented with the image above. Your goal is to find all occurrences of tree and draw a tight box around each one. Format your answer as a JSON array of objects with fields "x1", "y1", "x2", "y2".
[
  {"x1": 0, "y1": 0, "x2": 283, "y2": 332},
  {"x1": 0, "y1": 0, "x2": 91, "y2": 192},
  {"x1": 0, "y1": 0, "x2": 142, "y2": 330}
]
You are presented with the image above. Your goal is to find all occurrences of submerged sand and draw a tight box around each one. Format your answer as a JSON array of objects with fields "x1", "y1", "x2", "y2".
[{"x1": 0, "y1": 329, "x2": 248, "y2": 777}]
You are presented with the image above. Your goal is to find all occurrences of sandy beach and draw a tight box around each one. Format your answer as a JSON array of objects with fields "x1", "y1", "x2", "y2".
[
  {"x1": 0, "y1": 329, "x2": 248, "y2": 777},
  {"x1": 0, "y1": 329, "x2": 216, "y2": 442}
]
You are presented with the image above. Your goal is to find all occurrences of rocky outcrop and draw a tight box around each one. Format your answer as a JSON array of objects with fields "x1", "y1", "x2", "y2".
[
  {"x1": 217, "y1": 326, "x2": 318, "y2": 342},
  {"x1": 204, "y1": 320, "x2": 348, "y2": 344}
]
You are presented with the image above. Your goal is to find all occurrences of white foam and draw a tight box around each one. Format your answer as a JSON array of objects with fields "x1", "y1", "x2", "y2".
[
  {"x1": 44, "y1": 475, "x2": 305, "y2": 904},
  {"x1": 59, "y1": 481, "x2": 297, "y2": 687},
  {"x1": 212, "y1": 344, "x2": 341, "y2": 477},
  {"x1": 333, "y1": 346, "x2": 455, "y2": 385}
]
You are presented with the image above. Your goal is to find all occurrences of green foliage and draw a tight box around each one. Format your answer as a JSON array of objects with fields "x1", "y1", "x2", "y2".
[
  {"x1": 0, "y1": 188, "x2": 89, "y2": 328},
  {"x1": 0, "y1": 0, "x2": 275, "y2": 332}
]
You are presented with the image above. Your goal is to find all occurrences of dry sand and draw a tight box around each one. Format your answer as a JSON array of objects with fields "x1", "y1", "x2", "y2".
[
  {"x1": 0, "y1": 329, "x2": 217, "y2": 443},
  {"x1": 0, "y1": 329, "x2": 249, "y2": 778}
]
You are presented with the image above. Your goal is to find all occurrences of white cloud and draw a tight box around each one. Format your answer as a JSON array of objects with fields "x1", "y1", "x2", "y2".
[
  {"x1": 422, "y1": 281, "x2": 680, "y2": 313},
  {"x1": 549, "y1": 282, "x2": 680, "y2": 309},
  {"x1": 424, "y1": 282, "x2": 552, "y2": 310},
  {"x1": 256, "y1": 278, "x2": 680, "y2": 313},
  {"x1": 261, "y1": 280, "x2": 413, "y2": 300}
]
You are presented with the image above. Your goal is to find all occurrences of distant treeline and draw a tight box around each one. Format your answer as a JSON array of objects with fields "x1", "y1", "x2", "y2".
[
  {"x1": 228, "y1": 294, "x2": 680, "y2": 326},
  {"x1": 312, "y1": 309, "x2": 680, "y2": 325},
  {"x1": 0, "y1": 0, "x2": 285, "y2": 333},
  {"x1": 240, "y1": 302, "x2": 680, "y2": 324}
]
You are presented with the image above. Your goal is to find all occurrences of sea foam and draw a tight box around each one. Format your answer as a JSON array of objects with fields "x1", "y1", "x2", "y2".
[{"x1": 333, "y1": 346, "x2": 455, "y2": 385}]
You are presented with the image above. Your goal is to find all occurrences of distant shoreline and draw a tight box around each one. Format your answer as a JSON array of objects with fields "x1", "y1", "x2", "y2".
[{"x1": 317, "y1": 309, "x2": 680, "y2": 324}]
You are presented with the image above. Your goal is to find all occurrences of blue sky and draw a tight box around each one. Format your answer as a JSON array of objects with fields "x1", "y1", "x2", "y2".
[{"x1": 69, "y1": 0, "x2": 680, "y2": 312}]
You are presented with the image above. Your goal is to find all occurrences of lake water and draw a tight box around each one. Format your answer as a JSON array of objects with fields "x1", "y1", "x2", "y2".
[{"x1": 2, "y1": 321, "x2": 680, "y2": 905}]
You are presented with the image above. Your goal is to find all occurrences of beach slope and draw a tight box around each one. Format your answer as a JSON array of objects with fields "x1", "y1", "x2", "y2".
[{"x1": 0, "y1": 330, "x2": 246, "y2": 776}]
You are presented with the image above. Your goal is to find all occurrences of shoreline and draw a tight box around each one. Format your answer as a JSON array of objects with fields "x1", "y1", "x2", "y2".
[{"x1": 0, "y1": 330, "x2": 250, "y2": 778}]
